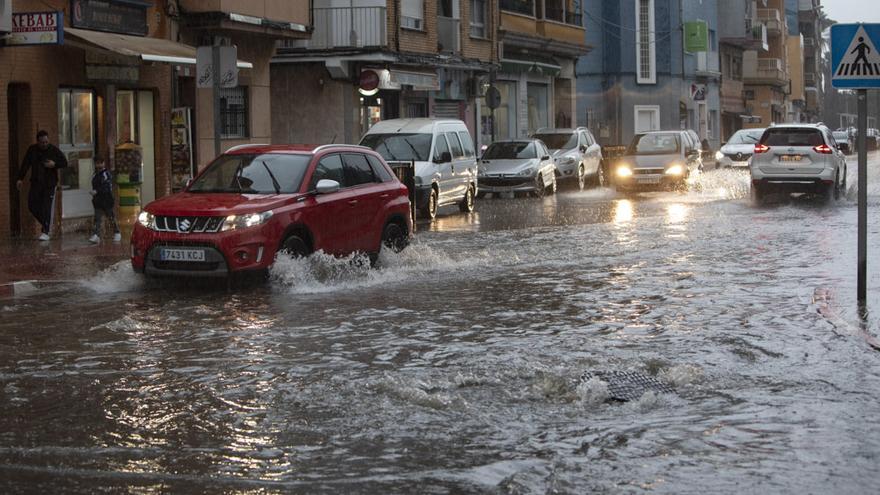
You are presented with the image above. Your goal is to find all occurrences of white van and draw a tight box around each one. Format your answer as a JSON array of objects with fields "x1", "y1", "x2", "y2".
[{"x1": 360, "y1": 118, "x2": 477, "y2": 220}]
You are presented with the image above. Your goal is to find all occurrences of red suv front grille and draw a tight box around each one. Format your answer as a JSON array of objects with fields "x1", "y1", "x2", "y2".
[{"x1": 156, "y1": 216, "x2": 225, "y2": 234}]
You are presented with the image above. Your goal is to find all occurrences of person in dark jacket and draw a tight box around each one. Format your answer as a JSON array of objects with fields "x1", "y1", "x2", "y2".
[
  {"x1": 15, "y1": 130, "x2": 68, "y2": 241},
  {"x1": 88, "y1": 156, "x2": 121, "y2": 243}
]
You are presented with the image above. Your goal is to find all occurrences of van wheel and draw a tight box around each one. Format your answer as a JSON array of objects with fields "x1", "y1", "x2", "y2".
[
  {"x1": 533, "y1": 176, "x2": 546, "y2": 198},
  {"x1": 419, "y1": 187, "x2": 438, "y2": 220},
  {"x1": 280, "y1": 234, "x2": 310, "y2": 257},
  {"x1": 381, "y1": 221, "x2": 408, "y2": 253},
  {"x1": 459, "y1": 185, "x2": 475, "y2": 213}
]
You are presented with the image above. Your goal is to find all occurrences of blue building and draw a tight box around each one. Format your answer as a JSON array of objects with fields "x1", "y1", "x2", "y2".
[{"x1": 576, "y1": 0, "x2": 721, "y2": 148}]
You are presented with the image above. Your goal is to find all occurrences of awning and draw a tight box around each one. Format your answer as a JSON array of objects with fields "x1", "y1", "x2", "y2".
[
  {"x1": 64, "y1": 27, "x2": 253, "y2": 69},
  {"x1": 500, "y1": 56, "x2": 561, "y2": 77}
]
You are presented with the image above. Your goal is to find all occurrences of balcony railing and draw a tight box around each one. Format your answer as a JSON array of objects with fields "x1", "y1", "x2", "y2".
[
  {"x1": 805, "y1": 72, "x2": 816, "y2": 87},
  {"x1": 279, "y1": 6, "x2": 386, "y2": 50},
  {"x1": 757, "y1": 8, "x2": 782, "y2": 35},
  {"x1": 751, "y1": 57, "x2": 787, "y2": 84},
  {"x1": 437, "y1": 16, "x2": 461, "y2": 53}
]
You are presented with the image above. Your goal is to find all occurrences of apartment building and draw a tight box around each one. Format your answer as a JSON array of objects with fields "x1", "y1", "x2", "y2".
[
  {"x1": 718, "y1": 0, "x2": 768, "y2": 140},
  {"x1": 0, "y1": 0, "x2": 310, "y2": 240},
  {"x1": 489, "y1": 0, "x2": 589, "y2": 145},
  {"x1": 271, "y1": 0, "x2": 499, "y2": 147},
  {"x1": 798, "y1": 0, "x2": 826, "y2": 123},
  {"x1": 742, "y1": 0, "x2": 790, "y2": 128}
]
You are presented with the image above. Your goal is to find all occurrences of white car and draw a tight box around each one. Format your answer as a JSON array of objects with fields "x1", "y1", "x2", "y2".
[
  {"x1": 716, "y1": 128, "x2": 765, "y2": 168},
  {"x1": 750, "y1": 123, "x2": 847, "y2": 203},
  {"x1": 478, "y1": 140, "x2": 557, "y2": 197},
  {"x1": 360, "y1": 118, "x2": 477, "y2": 220}
]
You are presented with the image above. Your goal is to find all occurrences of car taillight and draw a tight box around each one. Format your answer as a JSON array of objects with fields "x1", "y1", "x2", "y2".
[
  {"x1": 813, "y1": 144, "x2": 833, "y2": 154},
  {"x1": 754, "y1": 144, "x2": 770, "y2": 154}
]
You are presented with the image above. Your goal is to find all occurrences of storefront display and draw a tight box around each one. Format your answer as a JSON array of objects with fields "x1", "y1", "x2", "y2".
[{"x1": 171, "y1": 107, "x2": 194, "y2": 191}]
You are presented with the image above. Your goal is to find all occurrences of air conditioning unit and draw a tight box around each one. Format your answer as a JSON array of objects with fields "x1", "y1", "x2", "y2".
[{"x1": 0, "y1": 0, "x2": 12, "y2": 35}]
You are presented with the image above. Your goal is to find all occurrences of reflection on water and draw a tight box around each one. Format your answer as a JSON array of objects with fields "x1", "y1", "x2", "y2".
[{"x1": 614, "y1": 199, "x2": 634, "y2": 224}]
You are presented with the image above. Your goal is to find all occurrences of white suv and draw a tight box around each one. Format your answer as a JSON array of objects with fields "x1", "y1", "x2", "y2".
[{"x1": 749, "y1": 124, "x2": 847, "y2": 203}]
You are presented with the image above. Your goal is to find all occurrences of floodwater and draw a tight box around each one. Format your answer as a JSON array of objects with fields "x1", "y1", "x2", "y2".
[{"x1": 2, "y1": 159, "x2": 880, "y2": 493}]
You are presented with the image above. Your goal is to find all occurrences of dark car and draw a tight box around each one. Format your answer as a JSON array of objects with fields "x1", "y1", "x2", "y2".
[{"x1": 131, "y1": 144, "x2": 412, "y2": 278}]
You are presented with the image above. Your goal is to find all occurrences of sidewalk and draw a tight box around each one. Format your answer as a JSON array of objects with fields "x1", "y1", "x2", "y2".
[{"x1": 0, "y1": 232, "x2": 130, "y2": 291}]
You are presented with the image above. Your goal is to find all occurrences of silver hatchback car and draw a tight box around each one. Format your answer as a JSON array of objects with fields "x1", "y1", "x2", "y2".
[{"x1": 749, "y1": 124, "x2": 847, "y2": 203}]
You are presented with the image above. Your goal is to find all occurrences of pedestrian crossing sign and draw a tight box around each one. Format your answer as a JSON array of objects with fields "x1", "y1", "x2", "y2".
[{"x1": 832, "y1": 23, "x2": 880, "y2": 88}]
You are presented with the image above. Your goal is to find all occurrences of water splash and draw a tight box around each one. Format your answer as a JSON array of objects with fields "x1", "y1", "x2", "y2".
[{"x1": 79, "y1": 260, "x2": 144, "y2": 294}]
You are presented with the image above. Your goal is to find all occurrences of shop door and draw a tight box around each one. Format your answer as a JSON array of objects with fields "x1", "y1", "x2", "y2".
[
  {"x1": 7, "y1": 84, "x2": 30, "y2": 237},
  {"x1": 138, "y1": 92, "x2": 155, "y2": 205}
]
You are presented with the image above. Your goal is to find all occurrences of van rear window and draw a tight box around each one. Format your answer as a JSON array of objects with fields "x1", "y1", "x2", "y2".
[{"x1": 762, "y1": 129, "x2": 824, "y2": 147}]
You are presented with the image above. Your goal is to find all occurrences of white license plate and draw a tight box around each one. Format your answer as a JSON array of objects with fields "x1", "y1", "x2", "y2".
[
  {"x1": 637, "y1": 177, "x2": 660, "y2": 184},
  {"x1": 780, "y1": 155, "x2": 803, "y2": 162},
  {"x1": 160, "y1": 248, "x2": 206, "y2": 262}
]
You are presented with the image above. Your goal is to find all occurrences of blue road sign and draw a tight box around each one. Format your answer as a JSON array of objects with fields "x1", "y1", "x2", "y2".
[{"x1": 832, "y1": 23, "x2": 880, "y2": 89}]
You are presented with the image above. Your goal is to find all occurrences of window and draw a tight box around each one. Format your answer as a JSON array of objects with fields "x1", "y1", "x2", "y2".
[
  {"x1": 402, "y1": 0, "x2": 424, "y2": 29},
  {"x1": 310, "y1": 154, "x2": 346, "y2": 189},
  {"x1": 342, "y1": 153, "x2": 376, "y2": 186},
  {"x1": 446, "y1": 132, "x2": 464, "y2": 158},
  {"x1": 527, "y1": 83, "x2": 549, "y2": 135},
  {"x1": 220, "y1": 86, "x2": 249, "y2": 139},
  {"x1": 433, "y1": 134, "x2": 451, "y2": 160},
  {"x1": 57, "y1": 88, "x2": 95, "y2": 191},
  {"x1": 634, "y1": 105, "x2": 660, "y2": 133},
  {"x1": 470, "y1": 0, "x2": 487, "y2": 37},
  {"x1": 500, "y1": 0, "x2": 533, "y2": 17},
  {"x1": 189, "y1": 154, "x2": 311, "y2": 193},
  {"x1": 635, "y1": 0, "x2": 656, "y2": 84},
  {"x1": 365, "y1": 154, "x2": 394, "y2": 182},
  {"x1": 483, "y1": 141, "x2": 537, "y2": 159},
  {"x1": 458, "y1": 131, "x2": 475, "y2": 157}
]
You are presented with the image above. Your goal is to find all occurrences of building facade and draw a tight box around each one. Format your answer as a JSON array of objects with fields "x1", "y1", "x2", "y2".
[
  {"x1": 272, "y1": 0, "x2": 499, "y2": 148},
  {"x1": 0, "y1": 0, "x2": 310, "y2": 240},
  {"x1": 798, "y1": 0, "x2": 826, "y2": 123},
  {"x1": 718, "y1": 0, "x2": 768, "y2": 140},
  {"x1": 742, "y1": 0, "x2": 791, "y2": 128},
  {"x1": 576, "y1": 0, "x2": 721, "y2": 148}
]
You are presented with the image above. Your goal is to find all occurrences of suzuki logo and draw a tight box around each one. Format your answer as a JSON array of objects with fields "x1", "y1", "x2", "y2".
[{"x1": 178, "y1": 218, "x2": 192, "y2": 233}]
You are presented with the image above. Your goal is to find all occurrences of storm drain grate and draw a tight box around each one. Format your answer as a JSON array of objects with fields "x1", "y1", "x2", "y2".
[{"x1": 581, "y1": 370, "x2": 676, "y2": 402}]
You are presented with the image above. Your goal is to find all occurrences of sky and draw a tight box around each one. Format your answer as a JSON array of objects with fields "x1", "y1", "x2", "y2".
[{"x1": 823, "y1": 0, "x2": 880, "y2": 24}]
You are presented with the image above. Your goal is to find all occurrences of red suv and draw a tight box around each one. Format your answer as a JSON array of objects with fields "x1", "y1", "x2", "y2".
[{"x1": 131, "y1": 144, "x2": 412, "y2": 277}]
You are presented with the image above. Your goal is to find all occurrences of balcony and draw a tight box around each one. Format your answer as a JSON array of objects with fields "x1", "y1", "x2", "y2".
[
  {"x1": 803, "y1": 36, "x2": 816, "y2": 54},
  {"x1": 500, "y1": 0, "x2": 533, "y2": 17},
  {"x1": 279, "y1": 7, "x2": 386, "y2": 51},
  {"x1": 721, "y1": 78, "x2": 745, "y2": 113},
  {"x1": 544, "y1": 7, "x2": 583, "y2": 27},
  {"x1": 804, "y1": 72, "x2": 816, "y2": 87},
  {"x1": 757, "y1": 8, "x2": 782, "y2": 36},
  {"x1": 178, "y1": 0, "x2": 310, "y2": 35},
  {"x1": 437, "y1": 16, "x2": 461, "y2": 54},
  {"x1": 743, "y1": 57, "x2": 788, "y2": 86},
  {"x1": 721, "y1": 19, "x2": 768, "y2": 51}
]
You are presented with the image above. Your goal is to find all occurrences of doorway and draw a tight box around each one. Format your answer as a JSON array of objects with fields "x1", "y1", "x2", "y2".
[
  {"x1": 116, "y1": 89, "x2": 156, "y2": 205},
  {"x1": 7, "y1": 83, "x2": 31, "y2": 237}
]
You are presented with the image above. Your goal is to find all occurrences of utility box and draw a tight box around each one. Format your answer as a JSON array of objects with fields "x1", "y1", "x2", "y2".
[{"x1": 0, "y1": 0, "x2": 12, "y2": 35}]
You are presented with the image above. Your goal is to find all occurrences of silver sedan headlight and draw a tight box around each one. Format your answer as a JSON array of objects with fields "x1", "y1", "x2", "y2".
[
  {"x1": 559, "y1": 156, "x2": 576, "y2": 165},
  {"x1": 519, "y1": 167, "x2": 536, "y2": 177},
  {"x1": 221, "y1": 211, "x2": 274, "y2": 231}
]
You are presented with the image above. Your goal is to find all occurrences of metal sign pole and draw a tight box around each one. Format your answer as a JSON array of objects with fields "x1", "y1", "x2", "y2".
[
  {"x1": 858, "y1": 89, "x2": 868, "y2": 306},
  {"x1": 213, "y1": 44, "x2": 222, "y2": 160}
]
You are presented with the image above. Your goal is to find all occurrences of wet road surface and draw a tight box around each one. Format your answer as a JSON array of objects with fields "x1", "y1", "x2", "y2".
[{"x1": 1, "y1": 160, "x2": 880, "y2": 493}]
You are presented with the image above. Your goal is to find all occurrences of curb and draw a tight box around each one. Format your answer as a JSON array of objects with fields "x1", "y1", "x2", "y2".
[{"x1": 0, "y1": 280, "x2": 78, "y2": 299}]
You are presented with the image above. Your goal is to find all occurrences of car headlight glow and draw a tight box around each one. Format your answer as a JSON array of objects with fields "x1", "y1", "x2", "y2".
[
  {"x1": 665, "y1": 164, "x2": 685, "y2": 176},
  {"x1": 616, "y1": 165, "x2": 633, "y2": 178},
  {"x1": 221, "y1": 210, "x2": 274, "y2": 231},
  {"x1": 137, "y1": 211, "x2": 156, "y2": 230},
  {"x1": 715, "y1": 151, "x2": 725, "y2": 160}
]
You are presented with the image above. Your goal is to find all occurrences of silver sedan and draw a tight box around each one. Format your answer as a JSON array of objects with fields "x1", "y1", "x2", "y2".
[{"x1": 477, "y1": 140, "x2": 557, "y2": 198}]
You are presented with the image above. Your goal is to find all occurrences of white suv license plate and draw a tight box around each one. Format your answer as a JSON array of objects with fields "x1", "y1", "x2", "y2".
[
  {"x1": 637, "y1": 177, "x2": 660, "y2": 184},
  {"x1": 160, "y1": 248, "x2": 206, "y2": 262}
]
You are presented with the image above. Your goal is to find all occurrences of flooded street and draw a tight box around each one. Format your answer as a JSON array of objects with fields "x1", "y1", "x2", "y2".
[{"x1": 2, "y1": 162, "x2": 880, "y2": 493}]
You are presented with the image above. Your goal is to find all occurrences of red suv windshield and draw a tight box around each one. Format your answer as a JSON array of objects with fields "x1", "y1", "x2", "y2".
[{"x1": 189, "y1": 153, "x2": 312, "y2": 194}]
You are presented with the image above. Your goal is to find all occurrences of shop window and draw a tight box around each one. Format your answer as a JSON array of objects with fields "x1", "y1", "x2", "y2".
[
  {"x1": 479, "y1": 80, "x2": 517, "y2": 145},
  {"x1": 117, "y1": 90, "x2": 138, "y2": 144},
  {"x1": 57, "y1": 88, "x2": 95, "y2": 190},
  {"x1": 470, "y1": 0, "x2": 487, "y2": 38},
  {"x1": 220, "y1": 86, "x2": 249, "y2": 139},
  {"x1": 402, "y1": 0, "x2": 424, "y2": 30},
  {"x1": 527, "y1": 83, "x2": 549, "y2": 135}
]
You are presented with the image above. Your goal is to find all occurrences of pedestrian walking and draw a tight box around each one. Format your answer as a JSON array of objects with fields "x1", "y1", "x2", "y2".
[
  {"x1": 15, "y1": 130, "x2": 68, "y2": 241},
  {"x1": 89, "y1": 156, "x2": 121, "y2": 243}
]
